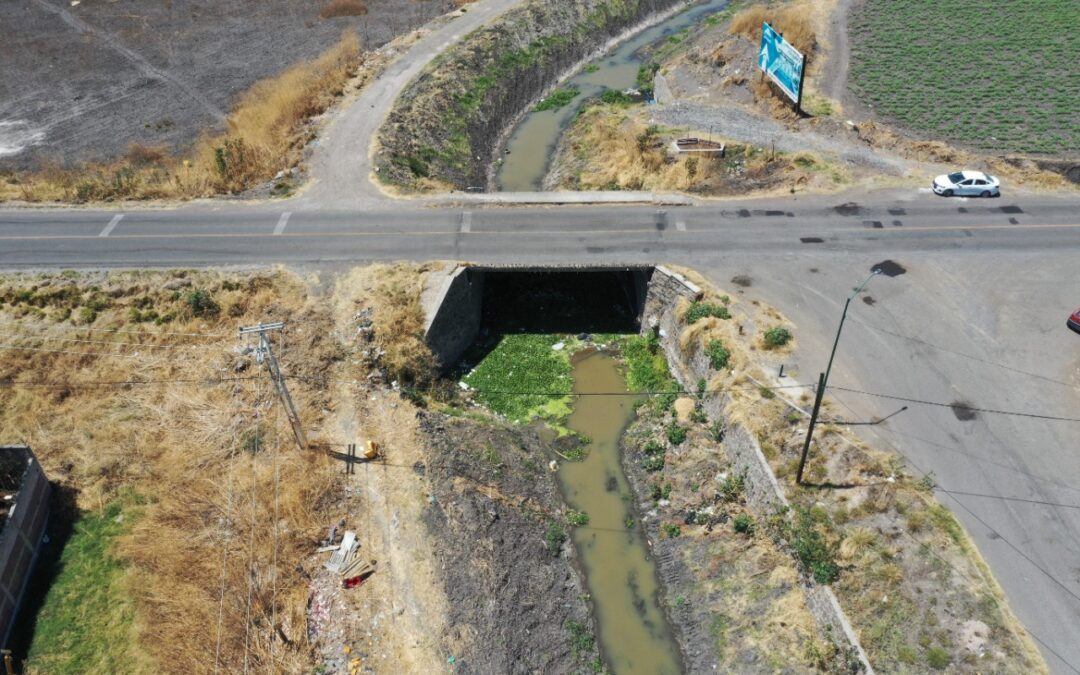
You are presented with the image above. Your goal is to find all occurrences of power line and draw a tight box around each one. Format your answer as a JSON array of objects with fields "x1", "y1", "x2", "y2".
[
  {"x1": 850, "y1": 316, "x2": 1077, "y2": 390},
  {"x1": 826, "y1": 385, "x2": 1080, "y2": 423},
  {"x1": 0, "y1": 330, "x2": 221, "y2": 351},
  {"x1": 0, "y1": 375, "x2": 263, "y2": 388},
  {"x1": 0, "y1": 320, "x2": 230, "y2": 339},
  {"x1": 0, "y1": 342, "x2": 165, "y2": 359},
  {"x1": 939, "y1": 489, "x2": 1080, "y2": 511}
]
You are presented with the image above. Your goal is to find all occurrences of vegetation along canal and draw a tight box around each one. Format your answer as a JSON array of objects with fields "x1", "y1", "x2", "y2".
[
  {"x1": 496, "y1": 0, "x2": 729, "y2": 191},
  {"x1": 559, "y1": 350, "x2": 681, "y2": 674}
]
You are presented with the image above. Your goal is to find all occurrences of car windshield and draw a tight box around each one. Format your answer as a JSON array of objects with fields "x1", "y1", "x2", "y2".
[{"x1": 947, "y1": 172, "x2": 965, "y2": 183}]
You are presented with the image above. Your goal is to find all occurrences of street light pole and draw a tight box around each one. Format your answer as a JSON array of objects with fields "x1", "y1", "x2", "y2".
[{"x1": 796, "y1": 269, "x2": 881, "y2": 485}]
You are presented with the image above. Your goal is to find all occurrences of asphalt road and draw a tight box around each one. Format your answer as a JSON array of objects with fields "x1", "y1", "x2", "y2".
[{"x1": 1, "y1": 188, "x2": 1079, "y2": 672}]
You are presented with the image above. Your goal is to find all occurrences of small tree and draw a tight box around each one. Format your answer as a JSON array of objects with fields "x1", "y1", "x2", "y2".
[
  {"x1": 763, "y1": 326, "x2": 792, "y2": 349},
  {"x1": 705, "y1": 340, "x2": 730, "y2": 370}
]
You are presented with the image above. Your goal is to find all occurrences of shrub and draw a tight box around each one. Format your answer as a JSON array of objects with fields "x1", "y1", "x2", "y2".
[
  {"x1": 685, "y1": 302, "x2": 730, "y2": 323},
  {"x1": 696, "y1": 377, "x2": 707, "y2": 396},
  {"x1": 785, "y1": 506, "x2": 840, "y2": 584},
  {"x1": 763, "y1": 326, "x2": 792, "y2": 348},
  {"x1": 186, "y1": 289, "x2": 219, "y2": 317},
  {"x1": 719, "y1": 473, "x2": 744, "y2": 502},
  {"x1": 534, "y1": 88, "x2": 578, "y2": 111},
  {"x1": 546, "y1": 522, "x2": 567, "y2": 556},
  {"x1": 666, "y1": 424, "x2": 687, "y2": 445},
  {"x1": 566, "y1": 621, "x2": 595, "y2": 657},
  {"x1": 705, "y1": 340, "x2": 730, "y2": 370},
  {"x1": 709, "y1": 421, "x2": 727, "y2": 442},
  {"x1": 926, "y1": 647, "x2": 951, "y2": 670},
  {"x1": 662, "y1": 523, "x2": 682, "y2": 538},
  {"x1": 733, "y1": 513, "x2": 754, "y2": 534},
  {"x1": 643, "y1": 439, "x2": 665, "y2": 456},
  {"x1": 566, "y1": 510, "x2": 590, "y2": 527},
  {"x1": 643, "y1": 453, "x2": 665, "y2": 472},
  {"x1": 600, "y1": 89, "x2": 634, "y2": 106}
]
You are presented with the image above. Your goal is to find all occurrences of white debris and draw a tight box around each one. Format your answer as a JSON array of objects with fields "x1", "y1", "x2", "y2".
[{"x1": 551, "y1": 341, "x2": 565, "y2": 351}]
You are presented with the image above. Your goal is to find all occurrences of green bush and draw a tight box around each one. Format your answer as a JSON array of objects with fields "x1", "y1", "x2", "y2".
[
  {"x1": 566, "y1": 510, "x2": 590, "y2": 527},
  {"x1": 566, "y1": 621, "x2": 595, "y2": 657},
  {"x1": 662, "y1": 523, "x2": 682, "y2": 538},
  {"x1": 546, "y1": 522, "x2": 567, "y2": 556},
  {"x1": 785, "y1": 506, "x2": 840, "y2": 584},
  {"x1": 186, "y1": 289, "x2": 219, "y2": 317},
  {"x1": 763, "y1": 326, "x2": 792, "y2": 348},
  {"x1": 685, "y1": 302, "x2": 730, "y2": 323},
  {"x1": 719, "y1": 473, "x2": 744, "y2": 502},
  {"x1": 705, "y1": 340, "x2": 731, "y2": 370},
  {"x1": 535, "y1": 88, "x2": 579, "y2": 111},
  {"x1": 926, "y1": 647, "x2": 951, "y2": 670},
  {"x1": 600, "y1": 89, "x2": 634, "y2": 106},
  {"x1": 733, "y1": 514, "x2": 754, "y2": 534},
  {"x1": 643, "y1": 453, "x2": 666, "y2": 472},
  {"x1": 643, "y1": 439, "x2": 665, "y2": 455},
  {"x1": 666, "y1": 424, "x2": 687, "y2": 445}
]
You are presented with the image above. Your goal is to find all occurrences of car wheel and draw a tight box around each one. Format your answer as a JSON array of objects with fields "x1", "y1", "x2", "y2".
[
  {"x1": 943, "y1": 189, "x2": 953, "y2": 197},
  {"x1": 980, "y1": 190, "x2": 991, "y2": 198}
]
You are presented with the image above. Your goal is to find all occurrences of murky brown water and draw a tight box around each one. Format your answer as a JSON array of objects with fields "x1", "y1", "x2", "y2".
[
  {"x1": 495, "y1": 0, "x2": 730, "y2": 191},
  {"x1": 558, "y1": 351, "x2": 682, "y2": 675}
]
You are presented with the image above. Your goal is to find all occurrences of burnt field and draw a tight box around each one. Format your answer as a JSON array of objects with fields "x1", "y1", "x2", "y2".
[{"x1": 0, "y1": 0, "x2": 454, "y2": 169}]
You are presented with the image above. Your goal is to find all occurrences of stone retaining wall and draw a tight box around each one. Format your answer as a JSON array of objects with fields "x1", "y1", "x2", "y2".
[{"x1": 642, "y1": 266, "x2": 874, "y2": 673}]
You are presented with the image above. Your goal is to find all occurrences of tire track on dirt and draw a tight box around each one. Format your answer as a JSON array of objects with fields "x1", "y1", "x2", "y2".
[{"x1": 31, "y1": 0, "x2": 227, "y2": 124}]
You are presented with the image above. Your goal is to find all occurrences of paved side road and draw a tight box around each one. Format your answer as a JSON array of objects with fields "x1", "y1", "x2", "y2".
[{"x1": 299, "y1": 0, "x2": 526, "y2": 207}]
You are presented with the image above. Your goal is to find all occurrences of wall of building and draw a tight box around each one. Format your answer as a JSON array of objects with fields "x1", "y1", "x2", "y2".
[{"x1": 0, "y1": 446, "x2": 50, "y2": 648}]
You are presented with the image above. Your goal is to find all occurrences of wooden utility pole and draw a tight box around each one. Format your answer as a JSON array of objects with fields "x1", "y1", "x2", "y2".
[{"x1": 240, "y1": 322, "x2": 307, "y2": 451}]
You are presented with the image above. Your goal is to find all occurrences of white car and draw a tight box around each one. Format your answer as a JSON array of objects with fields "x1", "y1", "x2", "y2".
[{"x1": 932, "y1": 170, "x2": 1000, "y2": 197}]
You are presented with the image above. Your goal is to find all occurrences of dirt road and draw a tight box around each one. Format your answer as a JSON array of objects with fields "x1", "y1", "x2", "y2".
[{"x1": 299, "y1": 0, "x2": 527, "y2": 207}]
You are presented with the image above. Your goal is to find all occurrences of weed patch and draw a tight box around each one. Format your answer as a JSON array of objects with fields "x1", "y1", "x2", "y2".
[
  {"x1": 26, "y1": 494, "x2": 154, "y2": 674},
  {"x1": 463, "y1": 334, "x2": 574, "y2": 423},
  {"x1": 534, "y1": 88, "x2": 579, "y2": 112}
]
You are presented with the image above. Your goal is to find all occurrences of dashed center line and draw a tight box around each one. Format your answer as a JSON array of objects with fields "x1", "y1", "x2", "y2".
[
  {"x1": 98, "y1": 214, "x2": 123, "y2": 238},
  {"x1": 460, "y1": 211, "x2": 472, "y2": 233},
  {"x1": 273, "y1": 211, "x2": 291, "y2": 236}
]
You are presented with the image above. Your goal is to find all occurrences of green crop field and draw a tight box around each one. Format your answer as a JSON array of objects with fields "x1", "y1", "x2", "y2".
[{"x1": 848, "y1": 0, "x2": 1079, "y2": 155}]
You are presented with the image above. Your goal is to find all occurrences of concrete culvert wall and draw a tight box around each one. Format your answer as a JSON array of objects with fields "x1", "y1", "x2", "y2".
[{"x1": 423, "y1": 265, "x2": 652, "y2": 369}]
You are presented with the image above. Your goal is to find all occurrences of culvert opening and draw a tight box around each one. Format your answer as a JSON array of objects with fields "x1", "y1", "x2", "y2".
[
  {"x1": 479, "y1": 268, "x2": 650, "y2": 334},
  {"x1": 424, "y1": 266, "x2": 654, "y2": 372}
]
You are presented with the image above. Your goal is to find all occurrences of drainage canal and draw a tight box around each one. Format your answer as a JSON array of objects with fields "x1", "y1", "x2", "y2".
[
  {"x1": 429, "y1": 266, "x2": 685, "y2": 673},
  {"x1": 496, "y1": 0, "x2": 730, "y2": 192},
  {"x1": 558, "y1": 350, "x2": 681, "y2": 674}
]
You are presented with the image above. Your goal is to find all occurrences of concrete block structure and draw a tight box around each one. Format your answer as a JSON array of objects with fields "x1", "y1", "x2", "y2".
[{"x1": 0, "y1": 445, "x2": 49, "y2": 649}]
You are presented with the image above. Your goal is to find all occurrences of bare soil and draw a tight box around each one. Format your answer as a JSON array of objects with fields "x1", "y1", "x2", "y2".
[{"x1": 0, "y1": 0, "x2": 454, "y2": 169}]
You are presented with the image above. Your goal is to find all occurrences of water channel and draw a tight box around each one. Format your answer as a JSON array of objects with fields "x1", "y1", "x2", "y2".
[
  {"x1": 495, "y1": 0, "x2": 729, "y2": 192},
  {"x1": 557, "y1": 350, "x2": 682, "y2": 674}
]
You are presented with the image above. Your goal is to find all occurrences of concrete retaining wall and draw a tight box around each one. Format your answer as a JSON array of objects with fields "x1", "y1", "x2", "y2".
[{"x1": 422, "y1": 266, "x2": 484, "y2": 370}]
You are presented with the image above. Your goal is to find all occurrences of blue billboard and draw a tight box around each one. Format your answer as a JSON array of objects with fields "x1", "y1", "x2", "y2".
[{"x1": 758, "y1": 22, "x2": 806, "y2": 104}]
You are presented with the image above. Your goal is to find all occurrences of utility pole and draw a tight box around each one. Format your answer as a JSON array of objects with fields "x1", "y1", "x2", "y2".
[
  {"x1": 796, "y1": 270, "x2": 881, "y2": 485},
  {"x1": 240, "y1": 322, "x2": 307, "y2": 451}
]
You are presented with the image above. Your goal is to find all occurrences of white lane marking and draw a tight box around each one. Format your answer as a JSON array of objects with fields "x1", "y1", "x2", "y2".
[
  {"x1": 460, "y1": 211, "x2": 472, "y2": 233},
  {"x1": 675, "y1": 219, "x2": 686, "y2": 232},
  {"x1": 274, "y1": 211, "x2": 291, "y2": 236},
  {"x1": 98, "y1": 214, "x2": 123, "y2": 238}
]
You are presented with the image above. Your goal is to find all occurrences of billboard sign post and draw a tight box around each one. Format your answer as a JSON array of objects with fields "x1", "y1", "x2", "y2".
[{"x1": 757, "y1": 22, "x2": 806, "y2": 108}]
